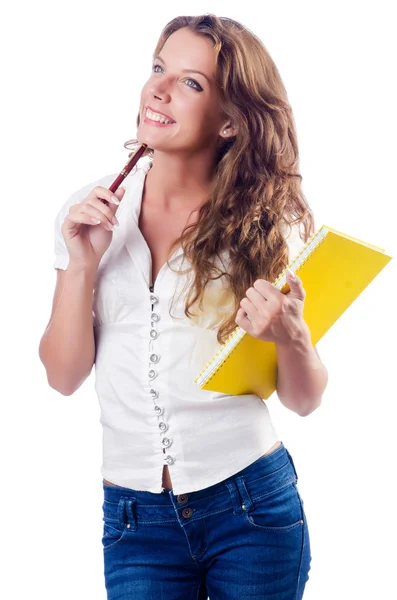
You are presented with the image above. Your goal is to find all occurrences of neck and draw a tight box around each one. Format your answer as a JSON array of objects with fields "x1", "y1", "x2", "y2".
[{"x1": 144, "y1": 150, "x2": 216, "y2": 211}]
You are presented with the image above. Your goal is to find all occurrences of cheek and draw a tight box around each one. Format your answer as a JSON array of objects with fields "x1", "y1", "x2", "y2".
[
  {"x1": 182, "y1": 102, "x2": 217, "y2": 135},
  {"x1": 195, "y1": 98, "x2": 222, "y2": 134},
  {"x1": 139, "y1": 81, "x2": 151, "y2": 107}
]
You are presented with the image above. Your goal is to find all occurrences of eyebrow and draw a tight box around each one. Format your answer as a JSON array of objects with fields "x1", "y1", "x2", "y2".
[{"x1": 154, "y1": 55, "x2": 212, "y2": 83}]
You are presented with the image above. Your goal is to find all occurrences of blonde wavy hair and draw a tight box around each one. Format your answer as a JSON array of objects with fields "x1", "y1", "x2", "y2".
[{"x1": 137, "y1": 14, "x2": 315, "y2": 345}]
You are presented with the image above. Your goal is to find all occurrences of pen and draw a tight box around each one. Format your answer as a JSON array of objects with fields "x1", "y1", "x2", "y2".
[{"x1": 107, "y1": 143, "x2": 148, "y2": 195}]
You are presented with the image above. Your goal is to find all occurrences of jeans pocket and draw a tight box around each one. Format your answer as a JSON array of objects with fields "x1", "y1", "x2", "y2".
[
  {"x1": 244, "y1": 481, "x2": 304, "y2": 532},
  {"x1": 101, "y1": 498, "x2": 132, "y2": 552}
]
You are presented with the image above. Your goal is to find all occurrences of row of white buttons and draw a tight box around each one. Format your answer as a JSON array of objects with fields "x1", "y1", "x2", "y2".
[{"x1": 149, "y1": 288, "x2": 175, "y2": 466}]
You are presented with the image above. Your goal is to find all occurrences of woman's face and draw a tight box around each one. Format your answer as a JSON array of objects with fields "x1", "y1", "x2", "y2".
[{"x1": 138, "y1": 27, "x2": 226, "y2": 155}]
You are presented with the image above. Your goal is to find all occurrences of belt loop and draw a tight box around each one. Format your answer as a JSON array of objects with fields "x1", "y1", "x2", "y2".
[
  {"x1": 235, "y1": 477, "x2": 254, "y2": 512},
  {"x1": 225, "y1": 477, "x2": 254, "y2": 514},
  {"x1": 118, "y1": 497, "x2": 137, "y2": 531},
  {"x1": 285, "y1": 448, "x2": 298, "y2": 481},
  {"x1": 225, "y1": 480, "x2": 243, "y2": 515}
]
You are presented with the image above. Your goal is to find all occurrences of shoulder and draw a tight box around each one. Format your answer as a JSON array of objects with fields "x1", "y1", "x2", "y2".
[
  {"x1": 216, "y1": 220, "x2": 307, "y2": 271},
  {"x1": 280, "y1": 219, "x2": 307, "y2": 261}
]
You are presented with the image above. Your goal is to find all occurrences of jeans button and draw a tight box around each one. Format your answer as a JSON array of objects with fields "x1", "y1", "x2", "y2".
[
  {"x1": 182, "y1": 507, "x2": 193, "y2": 518},
  {"x1": 177, "y1": 494, "x2": 189, "y2": 504}
]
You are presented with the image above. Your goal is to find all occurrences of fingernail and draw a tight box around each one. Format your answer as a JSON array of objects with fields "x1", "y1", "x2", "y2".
[
  {"x1": 287, "y1": 267, "x2": 296, "y2": 279},
  {"x1": 111, "y1": 195, "x2": 120, "y2": 205}
]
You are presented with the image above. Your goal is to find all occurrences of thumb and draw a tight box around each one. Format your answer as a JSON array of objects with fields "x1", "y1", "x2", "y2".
[
  {"x1": 113, "y1": 186, "x2": 126, "y2": 202},
  {"x1": 286, "y1": 267, "x2": 305, "y2": 300}
]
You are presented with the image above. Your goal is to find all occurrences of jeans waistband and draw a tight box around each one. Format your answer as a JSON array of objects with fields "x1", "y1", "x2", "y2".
[{"x1": 102, "y1": 443, "x2": 298, "y2": 523}]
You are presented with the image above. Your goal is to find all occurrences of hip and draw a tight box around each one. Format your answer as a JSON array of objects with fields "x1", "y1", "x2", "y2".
[{"x1": 102, "y1": 442, "x2": 311, "y2": 598}]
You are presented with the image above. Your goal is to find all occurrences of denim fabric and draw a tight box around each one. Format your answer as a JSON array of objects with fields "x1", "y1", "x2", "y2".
[{"x1": 102, "y1": 443, "x2": 311, "y2": 599}]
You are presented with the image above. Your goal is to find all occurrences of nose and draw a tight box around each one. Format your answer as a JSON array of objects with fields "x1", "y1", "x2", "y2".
[{"x1": 149, "y1": 79, "x2": 171, "y2": 103}]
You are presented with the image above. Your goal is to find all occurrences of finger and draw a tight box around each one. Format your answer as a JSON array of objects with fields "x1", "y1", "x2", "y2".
[
  {"x1": 68, "y1": 205, "x2": 114, "y2": 231},
  {"x1": 92, "y1": 186, "x2": 126, "y2": 208},
  {"x1": 239, "y1": 296, "x2": 258, "y2": 321},
  {"x1": 253, "y1": 279, "x2": 278, "y2": 300},
  {"x1": 84, "y1": 197, "x2": 120, "y2": 226},
  {"x1": 235, "y1": 307, "x2": 253, "y2": 332},
  {"x1": 76, "y1": 204, "x2": 116, "y2": 231},
  {"x1": 245, "y1": 286, "x2": 272, "y2": 311},
  {"x1": 63, "y1": 211, "x2": 111, "y2": 232}
]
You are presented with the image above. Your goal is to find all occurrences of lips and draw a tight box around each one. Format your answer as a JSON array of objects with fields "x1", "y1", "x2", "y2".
[{"x1": 145, "y1": 105, "x2": 176, "y2": 123}]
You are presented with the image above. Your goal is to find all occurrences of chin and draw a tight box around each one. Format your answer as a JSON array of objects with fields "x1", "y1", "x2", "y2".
[
  {"x1": 138, "y1": 131, "x2": 172, "y2": 154},
  {"x1": 137, "y1": 126, "x2": 161, "y2": 149}
]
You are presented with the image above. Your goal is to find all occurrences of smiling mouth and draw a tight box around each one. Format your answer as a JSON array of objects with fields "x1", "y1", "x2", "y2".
[{"x1": 144, "y1": 107, "x2": 176, "y2": 124}]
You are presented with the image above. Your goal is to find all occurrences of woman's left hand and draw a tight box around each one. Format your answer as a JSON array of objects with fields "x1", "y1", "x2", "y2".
[{"x1": 235, "y1": 269, "x2": 309, "y2": 345}]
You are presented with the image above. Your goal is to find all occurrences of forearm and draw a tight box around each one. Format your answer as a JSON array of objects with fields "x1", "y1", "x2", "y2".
[
  {"x1": 275, "y1": 321, "x2": 328, "y2": 416},
  {"x1": 39, "y1": 264, "x2": 97, "y2": 395}
]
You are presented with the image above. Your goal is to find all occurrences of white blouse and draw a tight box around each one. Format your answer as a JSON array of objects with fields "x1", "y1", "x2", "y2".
[{"x1": 53, "y1": 156, "x2": 306, "y2": 494}]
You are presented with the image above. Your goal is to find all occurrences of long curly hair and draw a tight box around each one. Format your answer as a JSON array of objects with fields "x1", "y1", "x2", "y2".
[{"x1": 137, "y1": 14, "x2": 315, "y2": 345}]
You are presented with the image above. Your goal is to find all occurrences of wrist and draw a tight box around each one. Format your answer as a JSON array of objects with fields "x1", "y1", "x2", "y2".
[{"x1": 276, "y1": 319, "x2": 312, "y2": 352}]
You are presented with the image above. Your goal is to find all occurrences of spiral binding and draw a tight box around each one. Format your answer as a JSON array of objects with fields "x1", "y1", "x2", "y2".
[
  {"x1": 195, "y1": 225, "x2": 329, "y2": 386},
  {"x1": 194, "y1": 327, "x2": 246, "y2": 385}
]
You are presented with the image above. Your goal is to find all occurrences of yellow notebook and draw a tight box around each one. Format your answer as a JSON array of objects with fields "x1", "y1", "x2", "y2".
[{"x1": 194, "y1": 225, "x2": 392, "y2": 400}]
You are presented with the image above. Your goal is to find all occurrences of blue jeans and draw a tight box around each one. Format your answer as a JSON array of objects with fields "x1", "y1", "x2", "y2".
[{"x1": 102, "y1": 443, "x2": 311, "y2": 599}]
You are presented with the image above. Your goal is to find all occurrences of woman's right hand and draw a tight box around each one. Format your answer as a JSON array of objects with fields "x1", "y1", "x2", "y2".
[{"x1": 61, "y1": 186, "x2": 126, "y2": 270}]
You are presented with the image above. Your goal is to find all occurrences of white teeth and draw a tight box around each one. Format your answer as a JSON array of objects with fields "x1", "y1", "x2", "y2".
[{"x1": 146, "y1": 108, "x2": 173, "y2": 124}]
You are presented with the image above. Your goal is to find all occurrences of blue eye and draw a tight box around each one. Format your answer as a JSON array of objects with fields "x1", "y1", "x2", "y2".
[
  {"x1": 152, "y1": 64, "x2": 203, "y2": 92},
  {"x1": 185, "y1": 78, "x2": 203, "y2": 92}
]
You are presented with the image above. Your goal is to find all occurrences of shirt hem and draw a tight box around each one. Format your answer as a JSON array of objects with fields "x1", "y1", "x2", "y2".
[{"x1": 101, "y1": 440, "x2": 281, "y2": 495}]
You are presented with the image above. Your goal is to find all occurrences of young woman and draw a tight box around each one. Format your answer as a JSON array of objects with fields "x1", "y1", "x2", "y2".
[{"x1": 39, "y1": 14, "x2": 328, "y2": 600}]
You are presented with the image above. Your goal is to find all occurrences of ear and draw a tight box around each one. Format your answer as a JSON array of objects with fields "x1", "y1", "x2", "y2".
[{"x1": 219, "y1": 121, "x2": 238, "y2": 139}]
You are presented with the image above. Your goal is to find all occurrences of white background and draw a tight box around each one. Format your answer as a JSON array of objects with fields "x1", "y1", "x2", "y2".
[{"x1": 1, "y1": 1, "x2": 396, "y2": 598}]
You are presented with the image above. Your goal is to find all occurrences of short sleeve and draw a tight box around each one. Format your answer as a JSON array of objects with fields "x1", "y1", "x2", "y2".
[{"x1": 53, "y1": 173, "x2": 118, "y2": 270}]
